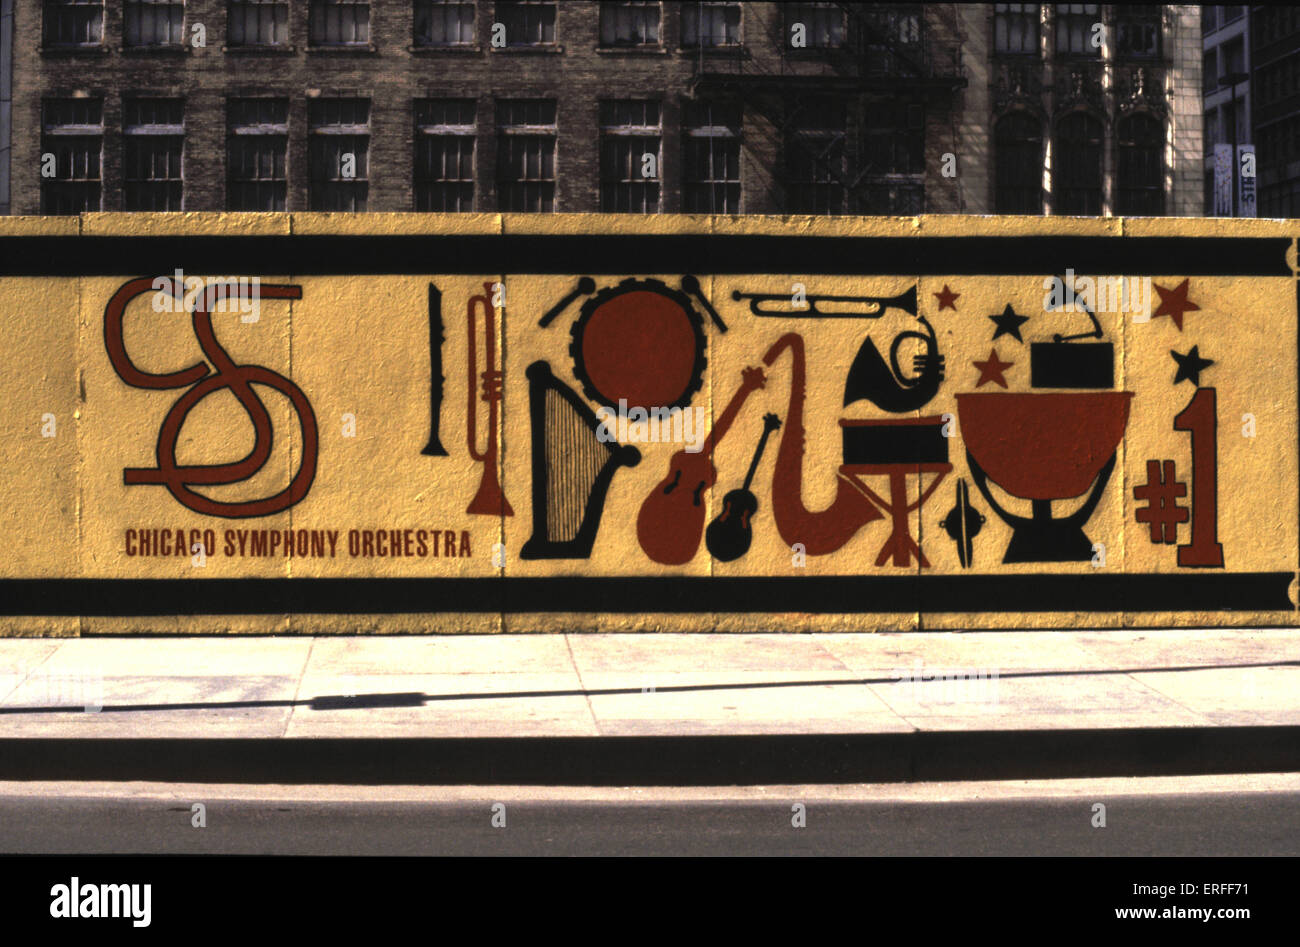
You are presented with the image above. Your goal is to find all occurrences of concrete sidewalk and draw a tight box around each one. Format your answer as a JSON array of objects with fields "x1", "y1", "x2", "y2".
[{"x1": 0, "y1": 630, "x2": 1296, "y2": 739}]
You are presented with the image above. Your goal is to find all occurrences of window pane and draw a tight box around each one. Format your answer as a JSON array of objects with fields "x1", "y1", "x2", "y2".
[
  {"x1": 41, "y1": 98, "x2": 104, "y2": 214},
  {"x1": 227, "y1": 98, "x2": 289, "y2": 211},
  {"x1": 310, "y1": 0, "x2": 370, "y2": 45},
  {"x1": 43, "y1": 0, "x2": 105, "y2": 46},
  {"x1": 1055, "y1": 111, "x2": 1102, "y2": 214},
  {"x1": 498, "y1": 1, "x2": 556, "y2": 45},
  {"x1": 684, "y1": 2, "x2": 740, "y2": 47},
  {"x1": 497, "y1": 99, "x2": 556, "y2": 212},
  {"x1": 124, "y1": 0, "x2": 184, "y2": 47},
  {"x1": 229, "y1": 1, "x2": 289, "y2": 46},
  {"x1": 1117, "y1": 113, "x2": 1164, "y2": 215},
  {"x1": 415, "y1": 0, "x2": 475, "y2": 45},
  {"x1": 785, "y1": 3, "x2": 842, "y2": 49},
  {"x1": 995, "y1": 111, "x2": 1043, "y2": 213},
  {"x1": 1055, "y1": 3, "x2": 1099, "y2": 56},
  {"x1": 415, "y1": 98, "x2": 476, "y2": 211},
  {"x1": 683, "y1": 102, "x2": 741, "y2": 213}
]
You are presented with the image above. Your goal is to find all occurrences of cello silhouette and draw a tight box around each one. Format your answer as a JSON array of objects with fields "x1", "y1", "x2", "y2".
[
  {"x1": 636, "y1": 367, "x2": 767, "y2": 565},
  {"x1": 705, "y1": 413, "x2": 781, "y2": 562}
]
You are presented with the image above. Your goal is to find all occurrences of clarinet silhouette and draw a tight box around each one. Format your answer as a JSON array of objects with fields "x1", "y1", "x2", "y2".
[{"x1": 422, "y1": 282, "x2": 449, "y2": 457}]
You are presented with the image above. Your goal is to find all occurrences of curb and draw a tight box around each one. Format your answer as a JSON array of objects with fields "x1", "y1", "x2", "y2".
[{"x1": 2, "y1": 726, "x2": 1298, "y2": 785}]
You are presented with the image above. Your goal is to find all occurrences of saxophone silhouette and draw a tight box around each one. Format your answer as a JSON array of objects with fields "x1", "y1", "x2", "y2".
[{"x1": 762, "y1": 334, "x2": 883, "y2": 556}]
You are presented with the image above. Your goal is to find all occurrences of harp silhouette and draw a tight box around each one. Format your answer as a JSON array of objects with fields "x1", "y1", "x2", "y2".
[{"x1": 520, "y1": 361, "x2": 642, "y2": 560}]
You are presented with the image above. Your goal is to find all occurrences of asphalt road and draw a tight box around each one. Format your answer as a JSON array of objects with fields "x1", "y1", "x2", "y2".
[{"x1": 2, "y1": 781, "x2": 1297, "y2": 855}]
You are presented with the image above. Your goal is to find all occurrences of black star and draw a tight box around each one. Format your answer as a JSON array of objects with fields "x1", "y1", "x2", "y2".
[
  {"x1": 989, "y1": 304, "x2": 1031, "y2": 343},
  {"x1": 1170, "y1": 346, "x2": 1214, "y2": 386}
]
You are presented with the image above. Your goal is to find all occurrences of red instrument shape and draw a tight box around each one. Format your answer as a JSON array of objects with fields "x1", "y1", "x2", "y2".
[{"x1": 636, "y1": 366, "x2": 767, "y2": 565}]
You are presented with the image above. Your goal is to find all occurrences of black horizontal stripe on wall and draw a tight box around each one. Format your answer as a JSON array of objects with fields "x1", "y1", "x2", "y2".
[
  {"x1": 0, "y1": 573, "x2": 1292, "y2": 616},
  {"x1": 0, "y1": 234, "x2": 1290, "y2": 277},
  {"x1": 3, "y1": 728, "x2": 1300, "y2": 784}
]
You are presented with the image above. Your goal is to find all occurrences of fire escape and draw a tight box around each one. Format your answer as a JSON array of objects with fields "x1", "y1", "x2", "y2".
[{"x1": 689, "y1": 3, "x2": 967, "y2": 214}]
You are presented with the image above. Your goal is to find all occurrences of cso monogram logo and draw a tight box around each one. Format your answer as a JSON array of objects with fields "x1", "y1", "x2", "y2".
[{"x1": 104, "y1": 277, "x2": 318, "y2": 518}]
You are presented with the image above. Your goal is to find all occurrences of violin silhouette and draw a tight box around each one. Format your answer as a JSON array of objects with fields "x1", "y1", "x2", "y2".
[
  {"x1": 636, "y1": 366, "x2": 767, "y2": 565},
  {"x1": 705, "y1": 413, "x2": 781, "y2": 562}
]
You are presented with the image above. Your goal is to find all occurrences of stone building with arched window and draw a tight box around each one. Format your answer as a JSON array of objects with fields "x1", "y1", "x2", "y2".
[{"x1": 975, "y1": 3, "x2": 1201, "y2": 216}]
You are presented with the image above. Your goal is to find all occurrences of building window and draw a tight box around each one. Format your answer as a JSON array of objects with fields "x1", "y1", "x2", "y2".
[
  {"x1": 415, "y1": 99, "x2": 476, "y2": 211},
  {"x1": 861, "y1": 5, "x2": 923, "y2": 75},
  {"x1": 1116, "y1": 113, "x2": 1164, "y2": 216},
  {"x1": 124, "y1": 0, "x2": 185, "y2": 47},
  {"x1": 1220, "y1": 36, "x2": 1244, "y2": 78},
  {"x1": 858, "y1": 101, "x2": 924, "y2": 213},
  {"x1": 995, "y1": 112, "x2": 1043, "y2": 213},
  {"x1": 1202, "y1": 49, "x2": 1216, "y2": 94},
  {"x1": 123, "y1": 98, "x2": 184, "y2": 211},
  {"x1": 41, "y1": 98, "x2": 102, "y2": 214},
  {"x1": 496, "y1": 99, "x2": 556, "y2": 212},
  {"x1": 600, "y1": 100, "x2": 660, "y2": 213},
  {"x1": 309, "y1": 0, "x2": 370, "y2": 46},
  {"x1": 682, "y1": 2, "x2": 740, "y2": 48},
  {"x1": 415, "y1": 0, "x2": 475, "y2": 46},
  {"x1": 496, "y1": 1, "x2": 555, "y2": 45},
  {"x1": 1115, "y1": 4, "x2": 1159, "y2": 60},
  {"x1": 783, "y1": 3, "x2": 840, "y2": 48},
  {"x1": 600, "y1": 2, "x2": 659, "y2": 46},
  {"x1": 1054, "y1": 111, "x2": 1102, "y2": 214},
  {"x1": 42, "y1": 0, "x2": 104, "y2": 47},
  {"x1": 227, "y1": 98, "x2": 287, "y2": 211},
  {"x1": 683, "y1": 101, "x2": 740, "y2": 214},
  {"x1": 784, "y1": 99, "x2": 846, "y2": 215},
  {"x1": 309, "y1": 99, "x2": 370, "y2": 211},
  {"x1": 228, "y1": 1, "x2": 289, "y2": 47},
  {"x1": 994, "y1": 3, "x2": 1038, "y2": 55},
  {"x1": 1054, "y1": 3, "x2": 1099, "y2": 57}
]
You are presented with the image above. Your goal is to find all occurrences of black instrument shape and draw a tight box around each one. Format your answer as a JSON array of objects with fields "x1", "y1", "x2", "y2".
[
  {"x1": 539, "y1": 276, "x2": 596, "y2": 328},
  {"x1": 705, "y1": 413, "x2": 782, "y2": 562},
  {"x1": 681, "y1": 275, "x2": 728, "y2": 332},
  {"x1": 421, "y1": 282, "x2": 448, "y2": 456},
  {"x1": 732, "y1": 285, "x2": 917, "y2": 319},
  {"x1": 520, "y1": 361, "x2": 642, "y2": 559},
  {"x1": 843, "y1": 312, "x2": 945, "y2": 412},
  {"x1": 939, "y1": 478, "x2": 985, "y2": 568}
]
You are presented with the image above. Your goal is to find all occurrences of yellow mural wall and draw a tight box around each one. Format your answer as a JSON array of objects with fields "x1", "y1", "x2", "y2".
[{"x1": 0, "y1": 213, "x2": 1296, "y2": 634}]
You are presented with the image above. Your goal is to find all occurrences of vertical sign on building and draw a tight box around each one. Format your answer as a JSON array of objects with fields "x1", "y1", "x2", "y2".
[
  {"x1": 1213, "y1": 144, "x2": 1234, "y2": 217},
  {"x1": 1237, "y1": 144, "x2": 1257, "y2": 218}
]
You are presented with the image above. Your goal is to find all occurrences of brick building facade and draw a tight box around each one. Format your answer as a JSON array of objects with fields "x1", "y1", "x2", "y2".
[{"x1": 3, "y1": 2, "x2": 1203, "y2": 217}]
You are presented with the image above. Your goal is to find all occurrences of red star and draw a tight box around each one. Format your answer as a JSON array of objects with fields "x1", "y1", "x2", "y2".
[
  {"x1": 934, "y1": 284, "x2": 960, "y2": 311},
  {"x1": 973, "y1": 348, "x2": 1014, "y2": 389},
  {"x1": 1151, "y1": 279, "x2": 1201, "y2": 331}
]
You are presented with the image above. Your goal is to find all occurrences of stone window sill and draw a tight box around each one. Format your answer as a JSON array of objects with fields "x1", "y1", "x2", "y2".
[
  {"x1": 306, "y1": 43, "x2": 379, "y2": 54},
  {"x1": 409, "y1": 44, "x2": 484, "y2": 54},
  {"x1": 492, "y1": 44, "x2": 565, "y2": 54},
  {"x1": 39, "y1": 44, "x2": 110, "y2": 55},
  {"x1": 595, "y1": 45, "x2": 668, "y2": 55},
  {"x1": 120, "y1": 44, "x2": 190, "y2": 54},
  {"x1": 224, "y1": 44, "x2": 299, "y2": 54}
]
